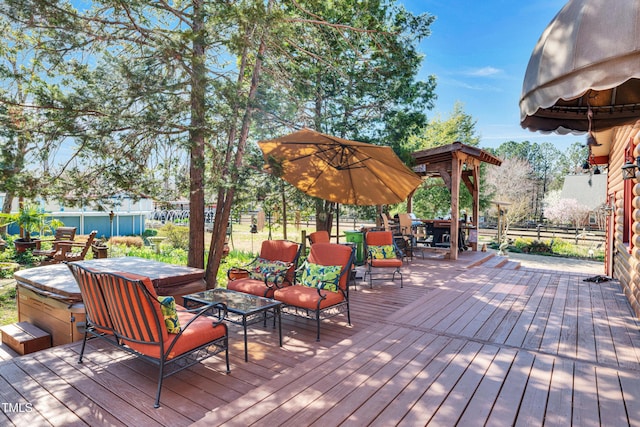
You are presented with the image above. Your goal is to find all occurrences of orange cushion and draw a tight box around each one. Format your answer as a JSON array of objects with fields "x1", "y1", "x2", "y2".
[
  {"x1": 371, "y1": 258, "x2": 402, "y2": 268},
  {"x1": 274, "y1": 285, "x2": 345, "y2": 310},
  {"x1": 309, "y1": 231, "x2": 330, "y2": 244},
  {"x1": 126, "y1": 304, "x2": 227, "y2": 359},
  {"x1": 259, "y1": 240, "x2": 299, "y2": 284},
  {"x1": 366, "y1": 231, "x2": 393, "y2": 246},
  {"x1": 307, "y1": 243, "x2": 352, "y2": 291},
  {"x1": 167, "y1": 308, "x2": 227, "y2": 359},
  {"x1": 228, "y1": 278, "x2": 281, "y2": 298},
  {"x1": 260, "y1": 240, "x2": 299, "y2": 262}
]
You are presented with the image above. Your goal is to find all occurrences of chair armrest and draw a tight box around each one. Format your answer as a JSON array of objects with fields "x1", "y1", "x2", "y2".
[
  {"x1": 164, "y1": 302, "x2": 228, "y2": 357},
  {"x1": 227, "y1": 267, "x2": 250, "y2": 281},
  {"x1": 178, "y1": 301, "x2": 227, "y2": 328},
  {"x1": 64, "y1": 242, "x2": 89, "y2": 248},
  {"x1": 393, "y1": 242, "x2": 405, "y2": 258},
  {"x1": 263, "y1": 265, "x2": 293, "y2": 289}
]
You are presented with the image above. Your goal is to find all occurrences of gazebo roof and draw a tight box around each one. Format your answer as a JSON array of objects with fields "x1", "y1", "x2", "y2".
[{"x1": 411, "y1": 142, "x2": 502, "y2": 176}]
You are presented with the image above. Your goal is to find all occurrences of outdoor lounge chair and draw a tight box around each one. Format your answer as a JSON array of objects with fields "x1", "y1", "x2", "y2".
[
  {"x1": 68, "y1": 262, "x2": 230, "y2": 408},
  {"x1": 273, "y1": 242, "x2": 354, "y2": 341},
  {"x1": 227, "y1": 239, "x2": 301, "y2": 298},
  {"x1": 32, "y1": 226, "x2": 77, "y2": 257},
  {"x1": 396, "y1": 213, "x2": 416, "y2": 260},
  {"x1": 380, "y1": 212, "x2": 400, "y2": 234},
  {"x1": 40, "y1": 231, "x2": 97, "y2": 264},
  {"x1": 308, "y1": 230, "x2": 330, "y2": 245},
  {"x1": 364, "y1": 230, "x2": 404, "y2": 288}
]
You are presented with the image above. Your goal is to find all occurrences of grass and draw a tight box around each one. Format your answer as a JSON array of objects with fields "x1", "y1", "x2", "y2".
[{"x1": 0, "y1": 285, "x2": 17, "y2": 325}]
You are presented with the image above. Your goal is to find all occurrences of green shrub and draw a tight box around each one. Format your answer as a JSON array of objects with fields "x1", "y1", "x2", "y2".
[
  {"x1": 508, "y1": 237, "x2": 551, "y2": 254},
  {"x1": 142, "y1": 229, "x2": 158, "y2": 237},
  {"x1": 157, "y1": 223, "x2": 189, "y2": 250},
  {"x1": 14, "y1": 250, "x2": 37, "y2": 266},
  {"x1": 528, "y1": 240, "x2": 552, "y2": 254},
  {"x1": 513, "y1": 237, "x2": 533, "y2": 252}
]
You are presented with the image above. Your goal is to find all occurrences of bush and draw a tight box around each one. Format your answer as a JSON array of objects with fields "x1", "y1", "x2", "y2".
[
  {"x1": 108, "y1": 236, "x2": 144, "y2": 248},
  {"x1": 510, "y1": 237, "x2": 551, "y2": 254},
  {"x1": 142, "y1": 228, "x2": 158, "y2": 237},
  {"x1": 157, "y1": 223, "x2": 189, "y2": 250}
]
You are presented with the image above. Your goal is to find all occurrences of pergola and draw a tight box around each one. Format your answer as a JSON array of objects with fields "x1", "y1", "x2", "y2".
[{"x1": 411, "y1": 142, "x2": 502, "y2": 260}]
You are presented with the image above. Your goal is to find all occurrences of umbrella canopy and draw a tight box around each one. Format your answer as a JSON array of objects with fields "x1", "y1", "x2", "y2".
[
  {"x1": 520, "y1": 0, "x2": 640, "y2": 135},
  {"x1": 258, "y1": 129, "x2": 423, "y2": 206}
]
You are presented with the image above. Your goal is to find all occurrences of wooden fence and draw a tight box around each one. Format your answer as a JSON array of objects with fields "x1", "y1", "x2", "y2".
[{"x1": 478, "y1": 226, "x2": 605, "y2": 246}]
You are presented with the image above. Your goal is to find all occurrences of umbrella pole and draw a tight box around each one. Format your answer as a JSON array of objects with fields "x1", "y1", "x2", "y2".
[{"x1": 336, "y1": 203, "x2": 340, "y2": 243}]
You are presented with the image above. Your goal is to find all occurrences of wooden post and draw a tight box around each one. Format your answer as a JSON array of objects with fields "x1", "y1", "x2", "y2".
[
  {"x1": 450, "y1": 154, "x2": 461, "y2": 260},
  {"x1": 471, "y1": 162, "x2": 480, "y2": 251}
]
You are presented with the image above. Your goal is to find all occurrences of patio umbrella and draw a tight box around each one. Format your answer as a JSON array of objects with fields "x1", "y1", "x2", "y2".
[
  {"x1": 257, "y1": 128, "x2": 422, "y2": 206},
  {"x1": 520, "y1": 0, "x2": 640, "y2": 136}
]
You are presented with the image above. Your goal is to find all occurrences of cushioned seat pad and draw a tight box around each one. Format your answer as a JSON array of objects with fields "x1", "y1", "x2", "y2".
[
  {"x1": 228, "y1": 278, "x2": 281, "y2": 298},
  {"x1": 274, "y1": 285, "x2": 344, "y2": 310},
  {"x1": 371, "y1": 258, "x2": 402, "y2": 268}
]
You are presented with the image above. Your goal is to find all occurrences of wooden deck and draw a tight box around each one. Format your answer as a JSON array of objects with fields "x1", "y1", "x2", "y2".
[{"x1": 1, "y1": 252, "x2": 638, "y2": 426}]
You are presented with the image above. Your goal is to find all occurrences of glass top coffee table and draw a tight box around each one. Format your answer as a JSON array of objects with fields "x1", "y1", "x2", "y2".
[{"x1": 183, "y1": 288, "x2": 282, "y2": 362}]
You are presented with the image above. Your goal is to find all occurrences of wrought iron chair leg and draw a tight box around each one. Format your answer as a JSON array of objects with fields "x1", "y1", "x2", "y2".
[
  {"x1": 154, "y1": 361, "x2": 166, "y2": 408},
  {"x1": 78, "y1": 332, "x2": 88, "y2": 364},
  {"x1": 316, "y1": 311, "x2": 321, "y2": 341},
  {"x1": 225, "y1": 337, "x2": 231, "y2": 374}
]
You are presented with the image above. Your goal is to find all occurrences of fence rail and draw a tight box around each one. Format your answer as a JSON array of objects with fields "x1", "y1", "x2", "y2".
[
  {"x1": 148, "y1": 209, "x2": 605, "y2": 247},
  {"x1": 479, "y1": 226, "x2": 605, "y2": 246}
]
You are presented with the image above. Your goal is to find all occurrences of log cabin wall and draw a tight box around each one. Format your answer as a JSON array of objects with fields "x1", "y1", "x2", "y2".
[{"x1": 609, "y1": 121, "x2": 640, "y2": 318}]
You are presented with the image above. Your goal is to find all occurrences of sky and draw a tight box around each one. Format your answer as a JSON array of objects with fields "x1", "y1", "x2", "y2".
[{"x1": 401, "y1": 0, "x2": 579, "y2": 151}]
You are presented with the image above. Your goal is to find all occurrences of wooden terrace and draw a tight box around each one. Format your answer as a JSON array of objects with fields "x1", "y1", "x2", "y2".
[{"x1": 0, "y1": 251, "x2": 639, "y2": 426}]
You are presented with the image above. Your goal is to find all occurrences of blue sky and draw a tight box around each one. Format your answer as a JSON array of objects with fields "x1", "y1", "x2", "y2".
[{"x1": 402, "y1": 0, "x2": 579, "y2": 151}]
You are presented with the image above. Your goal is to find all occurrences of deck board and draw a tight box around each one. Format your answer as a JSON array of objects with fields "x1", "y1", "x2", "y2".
[
  {"x1": 456, "y1": 346, "x2": 519, "y2": 425},
  {"x1": 368, "y1": 335, "x2": 463, "y2": 427},
  {"x1": 483, "y1": 349, "x2": 536, "y2": 426},
  {"x1": 0, "y1": 252, "x2": 638, "y2": 426},
  {"x1": 428, "y1": 343, "x2": 500, "y2": 426},
  {"x1": 514, "y1": 353, "x2": 554, "y2": 427},
  {"x1": 595, "y1": 365, "x2": 629, "y2": 427},
  {"x1": 398, "y1": 340, "x2": 484, "y2": 426},
  {"x1": 544, "y1": 356, "x2": 574, "y2": 426},
  {"x1": 572, "y1": 362, "x2": 601, "y2": 427}
]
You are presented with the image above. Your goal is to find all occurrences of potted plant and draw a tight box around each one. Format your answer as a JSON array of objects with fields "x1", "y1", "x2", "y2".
[
  {"x1": 0, "y1": 204, "x2": 64, "y2": 252},
  {"x1": 91, "y1": 237, "x2": 109, "y2": 259}
]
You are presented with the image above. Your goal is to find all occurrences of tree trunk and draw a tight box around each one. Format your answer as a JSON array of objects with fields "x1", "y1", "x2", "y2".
[
  {"x1": 0, "y1": 193, "x2": 13, "y2": 236},
  {"x1": 187, "y1": 0, "x2": 206, "y2": 268},
  {"x1": 205, "y1": 20, "x2": 268, "y2": 287},
  {"x1": 281, "y1": 182, "x2": 287, "y2": 240},
  {"x1": 315, "y1": 199, "x2": 334, "y2": 234}
]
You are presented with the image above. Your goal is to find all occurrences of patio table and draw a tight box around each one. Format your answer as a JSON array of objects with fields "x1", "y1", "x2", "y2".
[{"x1": 183, "y1": 288, "x2": 282, "y2": 362}]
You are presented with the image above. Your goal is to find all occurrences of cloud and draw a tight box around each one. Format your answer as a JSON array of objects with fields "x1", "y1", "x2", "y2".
[
  {"x1": 464, "y1": 66, "x2": 503, "y2": 77},
  {"x1": 443, "y1": 78, "x2": 503, "y2": 92}
]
